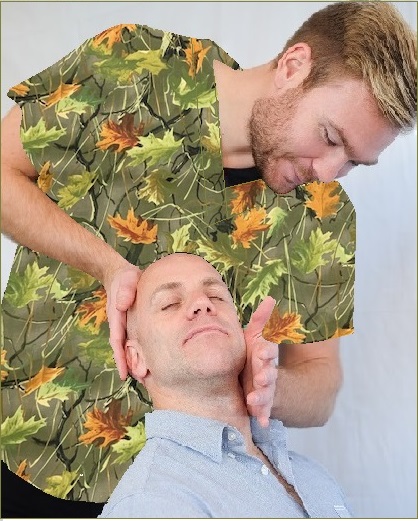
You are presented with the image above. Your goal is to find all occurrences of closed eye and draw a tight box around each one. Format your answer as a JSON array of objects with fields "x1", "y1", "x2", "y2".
[
  {"x1": 208, "y1": 296, "x2": 224, "y2": 301},
  {"x1": 161, "y1": 302, "x2": 179, "y2": 311}
]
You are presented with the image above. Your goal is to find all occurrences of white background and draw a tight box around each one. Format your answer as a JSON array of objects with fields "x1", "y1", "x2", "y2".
[{"x1": 1, "y1": 2, "x2": 416, "y2": 517}]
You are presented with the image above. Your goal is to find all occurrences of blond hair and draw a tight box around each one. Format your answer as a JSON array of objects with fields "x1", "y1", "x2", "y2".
[{"x1": 277, "y1": 2, "x2": 417, "y2": 131}]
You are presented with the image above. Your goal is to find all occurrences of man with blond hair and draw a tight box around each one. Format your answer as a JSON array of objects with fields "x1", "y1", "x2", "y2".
[
  {"x1": 100, "y1": 252, "x2": 352, "y2": 518},
  {"x1": 1, "y1": 2, "x2": 416, "y2": 517}
]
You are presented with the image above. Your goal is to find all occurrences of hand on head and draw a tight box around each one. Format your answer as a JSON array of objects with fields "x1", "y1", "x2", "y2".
[{"x1": 103, "y1": 263, "x2": 142, "y2": 380}]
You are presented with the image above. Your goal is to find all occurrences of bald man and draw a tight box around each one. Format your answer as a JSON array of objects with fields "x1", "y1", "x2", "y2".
[{"x1": 100, "y1": 253, "x2": 352, "y2": 518}]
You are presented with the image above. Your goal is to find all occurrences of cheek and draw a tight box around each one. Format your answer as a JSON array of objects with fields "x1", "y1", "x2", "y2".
[
  {"x1": 233, "y1": 324, "x2": 246, "y2": 350},
  {"x1": 292, "y1": 126, "x2": 320, "y2": 152},
  {"x1": 139, "y1": 323, "x2": 167, "y2": 360}
]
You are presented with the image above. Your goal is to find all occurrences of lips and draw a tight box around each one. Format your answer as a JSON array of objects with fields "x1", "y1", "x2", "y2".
[
  {"x1": 279, "y1": 161, "x2": 301, "y2": 191},
  {"x1": 184, "y1": 325, "x2": 228, "y2": 345},
  {"x1": 291, "y1": 164, "x2": 305, "y2": 186}
]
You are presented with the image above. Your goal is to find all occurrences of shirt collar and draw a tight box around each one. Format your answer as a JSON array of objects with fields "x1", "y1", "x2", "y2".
[
  {"x1": 145, "y1": 410, "x2": 288, "y2": 464},
  {"x1": 250, "y1": 416, "x2": 287, "y2": 446},
  {"x1": 145, "y1": 410, "x2": 227, "y2": 463}
]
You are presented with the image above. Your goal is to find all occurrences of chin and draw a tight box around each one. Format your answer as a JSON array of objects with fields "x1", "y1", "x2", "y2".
[
  {"x1": 262, "y1": 176, "x2": 294, "y2": 195},
  {"x1": 193, "y1": 349, "x2": 244, "y2": 376},
  {"x1": 259, "y1": 165, "x2": 294, "y2": 195}
]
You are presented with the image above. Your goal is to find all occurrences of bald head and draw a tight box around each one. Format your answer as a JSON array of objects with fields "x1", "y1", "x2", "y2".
[{"x1": 125, "y1": 253, "x2": 246, "y2": 391}]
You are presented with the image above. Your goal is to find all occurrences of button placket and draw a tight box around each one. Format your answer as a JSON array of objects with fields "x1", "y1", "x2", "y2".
[{"x1": 224, "y1": 429, "x2": 243, "y2": 462}]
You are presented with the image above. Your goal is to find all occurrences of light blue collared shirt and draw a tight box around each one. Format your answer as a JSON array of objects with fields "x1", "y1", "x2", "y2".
[{"x1": 100, "y1": 410, "x2": 352, "y2": 518}]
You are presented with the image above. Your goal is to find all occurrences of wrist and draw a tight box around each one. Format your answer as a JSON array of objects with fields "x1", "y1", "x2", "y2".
[{"x1": 96, "y1": 246, "x2": 136, "y2": 287}]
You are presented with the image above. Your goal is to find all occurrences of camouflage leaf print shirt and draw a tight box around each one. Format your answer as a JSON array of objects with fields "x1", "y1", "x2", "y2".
[{"x1": 2, "y1": 24, "x2": 355, "y2": 502}]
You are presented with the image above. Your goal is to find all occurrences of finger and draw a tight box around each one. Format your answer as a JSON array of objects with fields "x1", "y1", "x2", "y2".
[
  {"x1": 246, "y1": 401, "x2": 271, "y2": 429},
  {"x1": 253, "y1": 366, "x2": 278, "y2": 388},
  {"x1": 245, "y1": 296, "x2": 276, "y2": 338},
  {"x1": 108, "y1": 308, "x2": 126, "y2": 349},
  {"x1": 253, "y1": 342, "x2": 279, "y2": 362},
  {"x1": 115, "y1": 270, "x2": 141, "y2": 311},
  {"x1": 113, "y1": 345, "x2": 128, "y2": 381},
  {"x1": 257, "y1": 416, "x2": 270, "y2": 429},
  {"x1": 246, "y1": 386, "x2": 275, "y2": 408},
  {"x1": 108, "y1": 308, "x2": 128, "y2": 379}
]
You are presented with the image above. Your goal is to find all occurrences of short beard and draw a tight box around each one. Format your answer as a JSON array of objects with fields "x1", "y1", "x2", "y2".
[{"x1": 249, "y1": 87, "x2": 310, "y2": 193}]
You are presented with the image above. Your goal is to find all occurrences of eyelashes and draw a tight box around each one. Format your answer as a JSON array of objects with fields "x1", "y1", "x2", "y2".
[
  {"x1": 161, "y1": 302, "x2": 179, "y2": 311},
  {"x1": 322, "y1": 127, "x2": 359, "y2": 168},
  {"x1": 161, "y1": 296, "x2": 224, "y2": 311}
]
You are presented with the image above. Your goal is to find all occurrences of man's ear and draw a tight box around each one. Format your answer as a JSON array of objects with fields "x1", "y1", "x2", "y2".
[
  {"x1": 125, "y1": 340, "x2": 148, "y2": 385},
  {"x1": 274, "y1": 43, "x2": 312, "y2": 90}
]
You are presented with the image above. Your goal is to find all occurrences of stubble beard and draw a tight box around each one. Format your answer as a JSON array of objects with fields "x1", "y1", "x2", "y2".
[
  {"x1": 152, "y1": 334, "x2": 246, "y2": 390},
  {"x1": 249, "y1": 87, "x2": 312, "y2": 194}
]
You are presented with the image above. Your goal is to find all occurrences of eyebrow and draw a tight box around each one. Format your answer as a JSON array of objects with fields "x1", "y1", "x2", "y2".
[
  {"x1": 328, "y1": 120, "x2": 378, "y2": 166},
  {"x1": 150, "y1": 277, "x2": 227, "y2": 305}
]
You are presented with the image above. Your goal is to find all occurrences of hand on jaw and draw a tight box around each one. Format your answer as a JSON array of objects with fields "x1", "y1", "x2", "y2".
[{"x1": 240, "y1": 296, "x2": 278, "y2": 427}]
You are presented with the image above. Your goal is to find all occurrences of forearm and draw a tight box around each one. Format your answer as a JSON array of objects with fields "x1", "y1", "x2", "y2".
[
  {"x1": 1, "y1": 165, "x2": 127, "y2": 283},
  {"x1": 271, "y1": 349, "x2": 343, "y2": 428}
]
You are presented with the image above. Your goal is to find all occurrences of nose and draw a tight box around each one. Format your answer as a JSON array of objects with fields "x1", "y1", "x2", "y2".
[
  {"x1": 313, "y1": 151, "x2": 350, "y2": 183},
  {"x1": 186, "y1": 294, "x2": 217, "y2": 320}
]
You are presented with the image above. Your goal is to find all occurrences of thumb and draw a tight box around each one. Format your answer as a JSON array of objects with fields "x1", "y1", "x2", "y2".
[
  {"x1": 245, "y1": 296, "x2": 276, "y2": 338},
  {"x1": 115, "y1": 269, "x2": 142, "y2": 311}
]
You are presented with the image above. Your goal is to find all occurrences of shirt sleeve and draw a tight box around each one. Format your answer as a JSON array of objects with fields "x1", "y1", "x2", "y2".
[
  {"x1": 8, "y1": 24, "x2": 216, "y2": 208},
  {"x1": 7, "y1": 25, "x2": 157, "y2": 201},
  {"x1": 8, "y1": 31, "x2": 96, "y2": 177},
  {"x1": 202, "y1": 179, "x2": 356, "y2": 343}
]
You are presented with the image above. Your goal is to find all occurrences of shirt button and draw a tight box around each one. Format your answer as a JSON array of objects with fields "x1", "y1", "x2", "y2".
[
  {"x1": 228, "y1": 432, "x2": 237, "y2": 441},
  {"x1": 227, "y1": 452, "x2": 236, "y2": 459},
  {"x1": 261, "y1": 464, "x2": 269, "y2": 475}
]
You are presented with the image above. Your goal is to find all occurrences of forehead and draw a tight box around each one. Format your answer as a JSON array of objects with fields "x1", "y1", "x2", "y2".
[{"x1": 140, "y1": 255, "x2": 225, "y2": 297}]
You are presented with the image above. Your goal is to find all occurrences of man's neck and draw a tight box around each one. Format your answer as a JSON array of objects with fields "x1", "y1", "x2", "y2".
[
  {"x1": 151, "y1": 378, "x2": 255, "y2": 452},
  {"x1": 213, "y1": 59, "x2": 275, "y2": 169}
]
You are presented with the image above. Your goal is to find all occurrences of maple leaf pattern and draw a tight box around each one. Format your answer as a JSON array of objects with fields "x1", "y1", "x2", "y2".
[
  {"x1": 230, "y1": 180, "x2": 265, "y2": 215},
  {"x1": 304, "y1": 181, "x2": 341, "y2": 219},
  {"x1": 79, "y1": 400, "x2": 133, "y2": 448},
  {"x1": 24, "y1": 366, "x2": 65, "y2": 396},
  {"x1": 332, "y1": 327, "x2": 354, "y2": 338},
  {"x1": 15, "y1": 459, "x2": 31, "y2": 482},
  {"x1": 37, "y1": 161, "x2": 54, "y2": 193},
  {"x1": 108, "y1": 208, "x2": 158, "y2": 244},
  {"x1": 77, "y1": 288, "x2": 107, "y2": 333},
  {"x1": 44, "y1": 83, "x2": 81, "y2": 108},
  {"x1": 10, "y1": 83, "x2": 30, "y2": 96},
  {"x1": 96, "y1": 114, "x2": 144, "y2": 153},
  {"x1": 1, "y1": 349, "x2": 9, "y2": 381},
  {"x1": 263, "y1": 308, "x2": 306, "y2": 344},
  {"x1": 184, "y1": 38, "x2": 211, "y2": 77},
  {"x1": 92, "y1": 24, "x2": 137, "y2": 50},
  {"x1": 231, "y1": 207, "x2": 270, "y2": 249}
]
